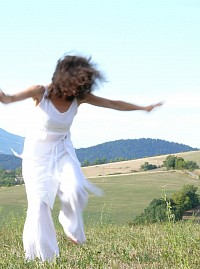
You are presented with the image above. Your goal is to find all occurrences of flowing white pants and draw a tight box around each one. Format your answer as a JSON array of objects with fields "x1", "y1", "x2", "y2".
[{"x1": 22, "y1": 153, "x2": 89, "y2": 262}]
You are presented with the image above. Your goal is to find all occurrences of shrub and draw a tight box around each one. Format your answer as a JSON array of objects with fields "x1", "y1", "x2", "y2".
[
  {"x1": 133, "y1": 198, "x2": 176, "y2": 224},
  {"x1": 140, "y1": 162, "x2": 157, "y2": 171},
  {"x1": 163, "y1": 155, "x2": 199, "y2": 171},
  {"x1": 172, "y1": 184, "x2": 200, "y2": 216},
  {"x1": 132, "y1": 185, "x2": 200, "y2": 225}
]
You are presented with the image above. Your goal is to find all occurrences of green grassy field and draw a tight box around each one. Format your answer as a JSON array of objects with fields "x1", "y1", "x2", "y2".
[
  {"x1": 1, "y1": 153, "x2": 200, "y2": 268},
  {"x1": 1, "y1": 170, "x2": 199, "y2": 226},
  {"x1": 1, "y1": 213, "x2": 200, "y2": 268}
]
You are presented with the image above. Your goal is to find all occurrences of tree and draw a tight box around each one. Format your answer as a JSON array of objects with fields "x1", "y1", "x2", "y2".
[
  {"x1": 133, "y1": 198, "x2": 172, "y2": 224},
  {"x1": 92, "y1": 157, "x2": 107, "y2": 165},
  {"x1": 185, "y1": 161, "x2": 199, "y2": 171},
  {"x1": 0, "y1": 169, "x2": 16, "y2": 187},
  {"x1": 163, "y1": 155, "x2": 199, "y2": 171},
  {"x1": 0, "y1": 167, "x2": 24, "y2": 186},
  {"x1": 175, "y1": 157, "x2": 187, "y2": 170},
  {"x1": 163, "y1": 155, "x2": 177, "y2": 170},
  {"x1": 140, "y1": 162, "x2": 157, "y2": 171},
  {"x1": 132, "y1": 185, "x2": 200, "y2": 225},
  {"x1": 172, "y1": 184, "x2": 200, "y2": 216},
  {"x1": 82, "y1": 159, "x2": 90, "y2": 167}
]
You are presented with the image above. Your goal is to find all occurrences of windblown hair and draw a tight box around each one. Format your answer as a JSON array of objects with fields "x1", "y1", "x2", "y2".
[{"x1": 48, "y1": 54, "x2": 105, "y2": 101}]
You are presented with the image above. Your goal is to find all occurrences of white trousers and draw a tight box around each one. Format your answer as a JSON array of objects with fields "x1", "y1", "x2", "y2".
[{"x1": 23, "y1": 154, "x2": 89, "y2": 262}]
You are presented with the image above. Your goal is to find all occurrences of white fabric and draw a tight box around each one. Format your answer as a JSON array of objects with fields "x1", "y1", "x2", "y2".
[{"x1": 20, "y1": 89, "x2": 102, "y2": 261}]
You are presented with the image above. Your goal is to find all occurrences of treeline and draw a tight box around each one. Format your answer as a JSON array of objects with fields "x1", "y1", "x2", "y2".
[
  {"x1": 77, "y1": 138, "x2": 198, "y2": 166},
  {"x1": 132, "y1": 184, "x2": 200, "y2": 224},
  {"x1": 141, "y1": 155, "x2": 199, "y2": 172},
  {"x1": 163, "y1": 155, "x2": 199, "y2": 171},
  {"x1": 1, "y1": 155, "x2": 199, "y2": 188},
  {"x1": 81, "y1": 157, "x2": 127, "y2": 167},
  {"x1": 0, "y1": 138, "x2": 198, "y2": 170},
  {"x1": 0, "y1": 167, "x2": 23, "y2": 187}
]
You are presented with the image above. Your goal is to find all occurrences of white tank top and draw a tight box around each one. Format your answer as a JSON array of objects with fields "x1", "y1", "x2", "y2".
[{"x1": 22, "y1": 89, "x2": 79, "y2": 164}]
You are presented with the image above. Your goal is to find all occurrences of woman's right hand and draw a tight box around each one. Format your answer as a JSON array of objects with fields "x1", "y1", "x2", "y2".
[{"x1": 0, "y1": 89, "x2": 10, "y2": 104}]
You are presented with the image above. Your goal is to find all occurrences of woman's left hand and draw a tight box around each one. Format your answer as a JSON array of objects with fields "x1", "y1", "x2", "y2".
[{"x1": 144, "y1": 102, "x2": 163, "y2": 112}]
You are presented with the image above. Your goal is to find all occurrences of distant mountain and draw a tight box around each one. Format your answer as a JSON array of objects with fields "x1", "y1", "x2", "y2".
[
  {"x1": 0, "y1": 153, "x2": 22, "y2": 170},
  {"x1": 0, "y1": 128, "x2": 24, "y2": 155},
  {"x1": 0, "y1": 128, "x2": 198, "y2": 170},
  {"x1": 76, "y1": 138, "x2": 198, "y2": 164}
]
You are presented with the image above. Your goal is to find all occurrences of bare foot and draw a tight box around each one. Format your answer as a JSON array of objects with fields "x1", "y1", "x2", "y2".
[
  {"x1": 66, "y1": 233, "x2": 79, "y2": 245},
  {"x1": 69, "y1": 237, "x2": 79, "y2": 245}
]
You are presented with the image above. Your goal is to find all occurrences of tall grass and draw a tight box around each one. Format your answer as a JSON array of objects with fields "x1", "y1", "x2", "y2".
[
  {"x1": 0, "y1": 213, "x2": 200, "y2": 269},
  {"x1": 1, "y1": 169, "x2": 200, "y2": 268}
]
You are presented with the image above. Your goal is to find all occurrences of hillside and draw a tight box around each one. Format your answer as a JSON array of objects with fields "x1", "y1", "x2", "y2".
[
  {"x1": 82, "y1": 150, "x2": 200, "y2": 178},
  {"x1": 76, "y1": 138, "x2": 198, "y2": 164},
  {"x1": 0, "y1": 128, "x2": 198, "y2": 170},
  {"x1": 0, "y1": 154, "x2": 22, "y2": 170},
  {"x1": 0, "y1": 128, "x2": 24, "y2": 155}
]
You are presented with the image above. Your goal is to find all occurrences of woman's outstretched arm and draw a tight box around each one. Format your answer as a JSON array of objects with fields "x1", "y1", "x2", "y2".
[
  {"x1": 80, "y1": 93, "x2": 163, "y2": 112},
  {"x1": 0, "y1": 85, "x2": 45, "y2": 105}
]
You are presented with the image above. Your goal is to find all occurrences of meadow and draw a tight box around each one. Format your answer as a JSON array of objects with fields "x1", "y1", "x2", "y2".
[
  {"x1": 1, "y1": 170, "x2": 199, "y2": 227},
  {"x1": 0, "y1": 151, "x2": 200, "y2": 268},
  {"x1": 1, "y1": 216, "x2": 200, "y2": 269}
]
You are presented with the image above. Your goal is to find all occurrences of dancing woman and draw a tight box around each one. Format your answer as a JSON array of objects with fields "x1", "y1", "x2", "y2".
[{"x1": 0, "y1": 54, "x2": 162, "y2": 261}]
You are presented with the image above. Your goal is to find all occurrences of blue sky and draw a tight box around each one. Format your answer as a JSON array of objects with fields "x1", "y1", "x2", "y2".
[{"x1": 0, "y1": 0, "x2": 199, "y2": 149}]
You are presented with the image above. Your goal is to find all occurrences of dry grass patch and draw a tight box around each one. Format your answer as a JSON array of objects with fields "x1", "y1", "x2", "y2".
[{"x1": 82, "y1": 150, "x2": 200, "y2": 178}]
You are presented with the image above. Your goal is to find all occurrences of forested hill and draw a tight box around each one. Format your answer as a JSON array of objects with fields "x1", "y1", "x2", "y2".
[
  {"x1": 0, "y1": 154, "x2": 22, "y2": 171},
  {"x1": 76, "y1": 138, "x2": 198, "y2": 165},
  {"x1": 0, "y1": 126, "x2": 198, "y2": 170}
]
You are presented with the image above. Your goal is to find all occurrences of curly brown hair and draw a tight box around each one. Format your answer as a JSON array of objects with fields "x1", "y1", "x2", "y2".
[{"x1": 48, "y1": 54, "x2": 105, "y2": 101}]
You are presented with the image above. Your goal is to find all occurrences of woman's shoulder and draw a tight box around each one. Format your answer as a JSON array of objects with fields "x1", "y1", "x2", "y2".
[
  {"x1": 31, "y1": 85, "x2": 46, "y2": 105},
  {"x1": 76, "y1": 93, "x2": 97, "y2": 106}
]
